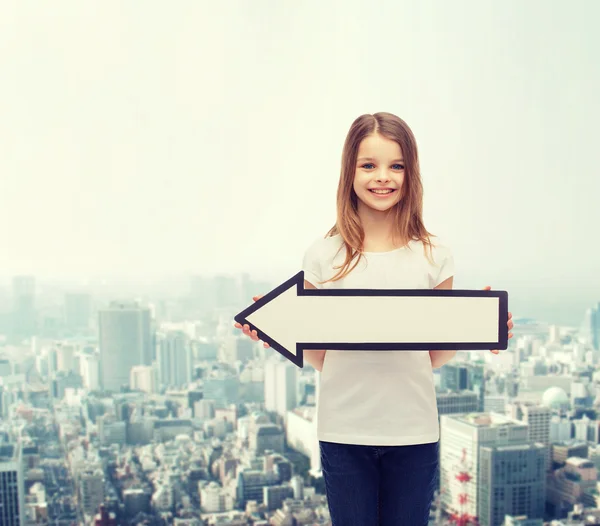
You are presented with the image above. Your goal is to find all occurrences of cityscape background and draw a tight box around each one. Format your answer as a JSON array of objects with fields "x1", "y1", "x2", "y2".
[{"x1": 1, "y1": 1, "x2": 599, "y2": 525}]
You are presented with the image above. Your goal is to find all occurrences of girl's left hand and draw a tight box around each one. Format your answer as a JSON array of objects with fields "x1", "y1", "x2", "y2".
[{"x1": 483, "y1": 286, "x2": 514, "y2": 355}]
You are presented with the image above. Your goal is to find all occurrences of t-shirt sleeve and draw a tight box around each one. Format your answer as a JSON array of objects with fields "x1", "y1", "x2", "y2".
[
  {"x1": 302, "y1": 238, "x2": 323, "y2": 288},
  {"x1": 434, "y1": 244, "x2": 455, "y2": 287}
]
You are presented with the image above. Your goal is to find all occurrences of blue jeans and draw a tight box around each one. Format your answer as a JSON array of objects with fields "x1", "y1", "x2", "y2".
[{"x1": 319, "y1": 440, "x2": 439, "y2": 526}]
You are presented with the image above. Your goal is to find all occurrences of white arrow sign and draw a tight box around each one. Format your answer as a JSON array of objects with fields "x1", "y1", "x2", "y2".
[{"x1": 234, "y1": 271, "x2": 509, "y2": 367}]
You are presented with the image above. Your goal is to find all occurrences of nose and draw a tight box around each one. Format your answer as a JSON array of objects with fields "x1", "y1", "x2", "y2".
[{"x1": 376, "y1": 170, "x2": 391, "y2": 183}]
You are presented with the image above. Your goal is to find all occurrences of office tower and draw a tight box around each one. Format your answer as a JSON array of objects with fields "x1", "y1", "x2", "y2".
[
  {"x1": 478, "y1": 443, "x2": 546, "y2": 526},
  {"x1": 79, "y1": 467, "x2": 105, "y2": 516},
  {"x1": 0, "y1": 442, "x2": 25, "y2": 526},
  {"x1": 64, "y1": 292, "x2": 92, "y2": 332},
  {"x1": 507, "y1": 401, "x2": 551, "y2": 469},
  {"x1": 80, "y1": 351, "x2": 100, "y2": 391},
  {"x1": 581, "y1": 302, "x2": 600, "y2": 351},
  {"x1": 98, "y1": 301, "x2": 153, "y2": 392},
  {"x1": 264, "y1": 359, "x2": 298, "y2": 423},
  {"x1": 156, "y1": 330, "x2": 192, "y2": 389},
  {"x1": 440, "y1": 413, "x2": 529, "y2": 520},
  {"x1": 441, "y1": 362, "x2": 486, "y2": 411},
  {"x1": 11, "y1": 275, "x2": 36, "y2": 342}
]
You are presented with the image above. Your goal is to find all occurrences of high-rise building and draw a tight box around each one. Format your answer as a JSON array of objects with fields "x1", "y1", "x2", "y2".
[
  {"x1": 80, "y1": 351, "x2": 100, "y2": 391},
  {"x1": 98, "y1": 301, "x2": 153, "y2": 392},
  {"x1": 506, "y1": 401, "x2": 551, "y2": 469},
  {"x1": 11, "y1": 275, "x2": 36, "y2": 342},
  {"x1": 79, "y1": 467, "x2": 104, "y2": 516},
  {"x1": 0, "y1": 442, "x2": 25, "y2": 526},
  {"x1": 441, "y1": 362, "x2": 486, "y2": 411},
  {"x1": 440, "y1": 412, "x2": 529, "y2": 520},
  {"x1": 581, "y1": 302, "x2": 600, "y2": 351},
  {"x1": 264, "y1": 359, "x2": 298, "y2": 423},
  {"x1": 156, "y1": 330, "x2": 192, "y2": 389},
  {"x1": 478, "y1": 443, "x2": 546, "y2": 526}
]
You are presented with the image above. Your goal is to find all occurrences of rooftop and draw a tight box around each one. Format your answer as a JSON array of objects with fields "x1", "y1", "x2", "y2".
[{"x1": 455, "y1": 412, "x2": 522, "y2": 428}]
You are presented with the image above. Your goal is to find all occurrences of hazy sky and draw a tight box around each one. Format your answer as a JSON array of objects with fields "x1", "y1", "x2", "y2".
[{"x1": 1, "y1": 1, "x2": 598, "y2": 313}]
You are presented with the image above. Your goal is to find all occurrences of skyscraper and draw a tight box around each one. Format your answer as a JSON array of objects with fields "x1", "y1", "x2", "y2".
[
  {"x1": 581, "y1": 302, "x2": 600, "y2": 351},
  {"x1": 98, "y1": 301, "x2": 153, "y2": 392},
  {"x1": 506, "y1": 401, "x2": 551, "y2": 455},
  {"x1": 0, "y1": 442, "x2": 25, "y2": 526},
  {"x1": 264, "y1": 359, "x2": 298, "y2": 424},
  {"x1": 440, "y1": 412, "x2": 529, "y2": 520},
  {"x1": 156, "y1": 330, "x2": 192, "y2": 389},
  {"x1": 478, "y1": 443, "x2": 546, "y2": 526}
]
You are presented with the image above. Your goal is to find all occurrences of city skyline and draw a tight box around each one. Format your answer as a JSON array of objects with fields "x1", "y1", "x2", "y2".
[
  {"x1": 1, "y1": 1, "x2": 599, "y2": 302},
  {"x1": 2, "y1": 2, "x2": 600, "y2": 524}
]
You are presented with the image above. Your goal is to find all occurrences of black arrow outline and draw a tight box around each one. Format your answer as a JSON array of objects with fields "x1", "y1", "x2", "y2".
[{"x1": 234, "y1": 271, "x2": 509, "y2": 367}]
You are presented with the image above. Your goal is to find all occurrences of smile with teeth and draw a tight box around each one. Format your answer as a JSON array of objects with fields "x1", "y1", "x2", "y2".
[{"x1": 369, "y1": 189, "x2": 395, "y2": 194}]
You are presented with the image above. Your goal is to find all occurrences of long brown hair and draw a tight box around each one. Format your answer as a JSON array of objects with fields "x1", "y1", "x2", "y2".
[{"x1": 321, "y1": 112, "x2": 437, "y2": 284}]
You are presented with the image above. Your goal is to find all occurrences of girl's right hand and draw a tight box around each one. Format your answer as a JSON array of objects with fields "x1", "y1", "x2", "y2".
[{"x1": 233, "y1": 295, "x2": 271, "y2": 348}]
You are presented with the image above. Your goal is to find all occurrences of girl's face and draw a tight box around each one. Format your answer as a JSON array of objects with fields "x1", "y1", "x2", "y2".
[{"x1": 353, "y1": 133, "x2": 405, "y2": 215}]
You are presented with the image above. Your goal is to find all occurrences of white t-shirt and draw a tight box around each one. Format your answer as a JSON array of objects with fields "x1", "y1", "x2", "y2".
[{"x1": 302, "y1": 234, "x2": 454, "y2": 446}]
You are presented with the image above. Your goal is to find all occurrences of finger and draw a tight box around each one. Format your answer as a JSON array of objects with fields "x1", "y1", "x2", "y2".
[
  {"x1": 251, "y1": 330, "x2": 259, "y2": 341},
  {"x1": 234, "y1": 322, "x2": 242, "y2": 328},
  {"x1": 482, "y1": 286, "x2": 491, "y2": 290},
  {"x1": 508, "y1": 322, "x2": 514, "y2": 330},
  {"x1": 508, "y1": 312, "x2": 512, "y2": 319},
  {"x1": 509, "y1": 332, "x2": 513, "y2": 338},
  {"x1": 490, "y1": 349, "x2": 499, "y2": 354},
  {"x1": 264, "y1": 342, "x2": 270, "y2": 348}
]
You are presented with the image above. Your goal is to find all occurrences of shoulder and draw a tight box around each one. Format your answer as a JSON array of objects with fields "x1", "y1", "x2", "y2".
[
  {"x1": 304, "y1": 234, "x2": 344, "y2": 261},
  {"x1": 410, "y1": 236, "x2": 453, "y2": 266},
  {"x1": 428, "y1": 236, "x2": 453, "y2": 262}
]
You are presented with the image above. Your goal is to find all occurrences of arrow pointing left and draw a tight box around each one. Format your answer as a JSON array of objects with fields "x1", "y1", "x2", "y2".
[{"x1": 234, "y1": 271, "x2": 509, "y2": 368}]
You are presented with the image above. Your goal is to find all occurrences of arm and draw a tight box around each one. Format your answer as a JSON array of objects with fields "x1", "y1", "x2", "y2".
[
  {"x1": 429, "y1": 276, "x2": 457, "y2": 369},
  {"x1": 303, "y1": 279, "x2": 327, "y2": 372}
]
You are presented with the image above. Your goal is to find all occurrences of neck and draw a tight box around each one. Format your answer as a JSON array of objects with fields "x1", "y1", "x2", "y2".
[{"x1": 357, "y1": 203, "x2": 400, "y2": 245}]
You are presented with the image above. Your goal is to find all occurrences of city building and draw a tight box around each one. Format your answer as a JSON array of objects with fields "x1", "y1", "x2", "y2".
[
  {"x1": 264, "y1": 359, "x2": 297, "y2": 424},
  {"x1": 0, "y1": 442, "x2": 25, "y2": 526},
  {"x1": 156, "y1": 330, "x2": 193, "y2": 389},
  {"x1": 478, "y1": 443, "x2": 546, "y2": 526},
  {"x1": 440, "y1": 362, "x2": 486, "y2": 411},
  {"x1": 98, "y1": 301, "x2": 153, "y2": 392},
  {"x1": 440, "y1": 412, "x2": 529, "y2": 521}
]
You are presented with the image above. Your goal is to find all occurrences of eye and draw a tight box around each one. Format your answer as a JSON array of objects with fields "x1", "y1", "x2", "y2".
[
  {"x1": 361, "y1": 163, "x2": 375, "y2": 169},
  {"x1": 392, "y1": 164, "x2": 404, "y2": 170}
]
